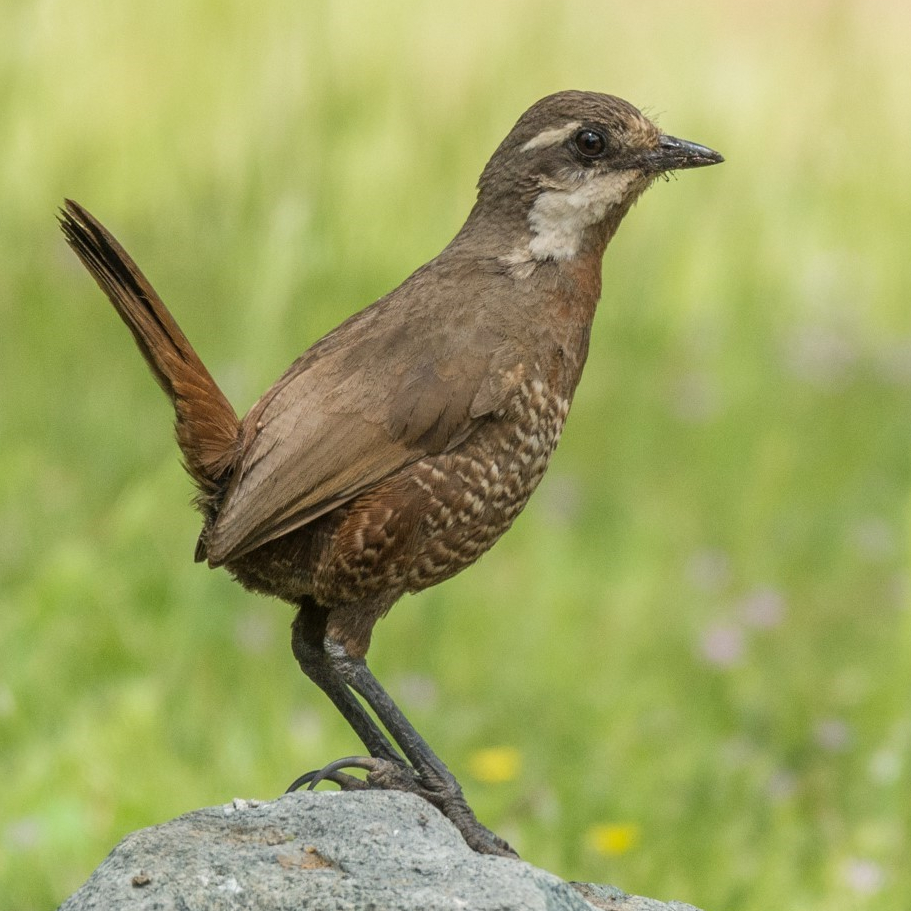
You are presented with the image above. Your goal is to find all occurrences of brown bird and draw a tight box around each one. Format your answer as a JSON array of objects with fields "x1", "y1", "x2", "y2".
[{"x1": 59, "y1": 90, "x2": 722, "y2": 857}]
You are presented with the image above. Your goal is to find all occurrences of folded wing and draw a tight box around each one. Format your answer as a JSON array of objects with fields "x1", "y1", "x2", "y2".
[{"x1": 204, "y1": 274, "x2": 521, "y2": 565}]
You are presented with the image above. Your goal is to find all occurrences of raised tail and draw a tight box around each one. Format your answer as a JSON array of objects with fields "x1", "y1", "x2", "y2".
[{"x1": 59, "y1": 199, "x2": 241, "y2": 499}]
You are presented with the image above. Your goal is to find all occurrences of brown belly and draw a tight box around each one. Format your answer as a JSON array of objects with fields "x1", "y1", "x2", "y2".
[{"x1": 228, "y1": 380, "x2": 570, "y2": 608}]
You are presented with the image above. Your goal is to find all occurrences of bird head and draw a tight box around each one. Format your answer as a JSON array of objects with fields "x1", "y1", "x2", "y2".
[{"x1": 468, "y1": 90, "x2": 723, "y2": 265}]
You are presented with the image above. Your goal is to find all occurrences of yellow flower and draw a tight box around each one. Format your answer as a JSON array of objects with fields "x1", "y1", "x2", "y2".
[
  {"x1": 467, "y1": 746, "x2": 522, "y2": 783},
  {"x1": 586, "y1": 823, "x2": 640, "y2": 856}
]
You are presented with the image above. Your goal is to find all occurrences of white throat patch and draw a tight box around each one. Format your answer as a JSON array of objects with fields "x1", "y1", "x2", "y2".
[{"x1": 526, "y1": 171, "x2": 641, "y2": 261}]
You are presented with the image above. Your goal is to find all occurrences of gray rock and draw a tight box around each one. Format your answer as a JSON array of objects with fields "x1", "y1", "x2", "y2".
[{"x1": 60, "y1": 790, "x2": 702, "y2": 911}]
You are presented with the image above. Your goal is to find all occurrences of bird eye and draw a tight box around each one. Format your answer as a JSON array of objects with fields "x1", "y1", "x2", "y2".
[{"x1": 573, "y1": 129, "x2": 608, "y2": 159}]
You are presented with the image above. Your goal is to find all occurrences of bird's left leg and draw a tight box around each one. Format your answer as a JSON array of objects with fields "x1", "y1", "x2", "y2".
[
  {"x1": 290, "y1": 607, "x2": 404, "y2": 764},
  {"x1": 323, "y1": 636, "x2": 517, "y2": 858}
]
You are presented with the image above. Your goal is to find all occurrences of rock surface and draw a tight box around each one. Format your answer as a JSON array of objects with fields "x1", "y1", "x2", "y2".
[{"x1": 60, "y1": 790, "x2": 702, "y2": 911}]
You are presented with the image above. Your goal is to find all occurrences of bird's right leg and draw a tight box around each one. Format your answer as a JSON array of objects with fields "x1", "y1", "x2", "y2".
[
  {"x1": 290, "y1": 609, "x2": 403, "y2": 764},
  {"x1": 290, "y1": 607, "x2": 515, "y2": 856}
]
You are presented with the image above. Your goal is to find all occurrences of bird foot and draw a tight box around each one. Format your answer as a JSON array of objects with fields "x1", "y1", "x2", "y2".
[
  {"x1": 286, "y1": 755, "x2": 421, "y2": 793},
  {"x1": 285, "y1": 756, "x2": 518, "y2": 859}
]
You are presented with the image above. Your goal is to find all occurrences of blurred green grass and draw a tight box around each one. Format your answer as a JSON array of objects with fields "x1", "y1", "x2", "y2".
[{"x1": 2, "y1": 0, "x2": 910, "y2": 908}]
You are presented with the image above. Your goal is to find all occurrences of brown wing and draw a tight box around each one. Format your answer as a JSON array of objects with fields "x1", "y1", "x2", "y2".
[{"x1": 204, "y1": 265, "x2": 522, "y2": 566}]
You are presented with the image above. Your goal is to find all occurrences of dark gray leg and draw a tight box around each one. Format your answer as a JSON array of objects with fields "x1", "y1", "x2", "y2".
[
  {"x1": 324, "y1": 638, "x2": 517, "y2": 858},
  {"x1": 292, "y1": 626, "x2": 403, "y2": 764}
]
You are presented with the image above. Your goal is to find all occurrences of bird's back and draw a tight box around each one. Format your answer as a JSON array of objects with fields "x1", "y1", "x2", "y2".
[{"x1": 215, "y1": 247, "x2": 599, "y2": 619}]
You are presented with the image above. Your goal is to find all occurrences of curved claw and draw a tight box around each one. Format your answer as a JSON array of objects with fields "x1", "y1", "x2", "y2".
[
  {"x1": 285, "y1": 755, "x2": 381, "y2": 794},
  {"x1": 317, "y1": 770, "x2": 370, "y2": 790},
  {"x1": 307, "y1": 755, "x2": 379, "y2": 790},
  {"x1": 284, "y1": 755, "x2": 517, "y2": 858}
]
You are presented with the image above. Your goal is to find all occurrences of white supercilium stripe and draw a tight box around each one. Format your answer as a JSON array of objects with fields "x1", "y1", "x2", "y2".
[{"x1": 521, "y1": 122, "x2": 582, "y2": 152}]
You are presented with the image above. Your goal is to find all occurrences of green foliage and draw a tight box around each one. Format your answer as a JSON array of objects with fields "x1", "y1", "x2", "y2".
[{"x1": 2, "y1": 1, "x2": 910, "y2": 909}]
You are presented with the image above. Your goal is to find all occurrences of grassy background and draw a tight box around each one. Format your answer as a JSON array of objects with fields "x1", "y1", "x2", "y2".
[{"x1": 2, "y1": 0, "x2": 910, "y2": 908}]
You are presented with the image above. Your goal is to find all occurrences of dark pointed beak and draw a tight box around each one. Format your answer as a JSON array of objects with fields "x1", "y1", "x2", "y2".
[{"x1": 640, "y1": 135, "x2": 724, "y2": 172}]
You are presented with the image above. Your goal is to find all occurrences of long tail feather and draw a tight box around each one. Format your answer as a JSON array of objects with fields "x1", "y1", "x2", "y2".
[{"x1": 59, "y1": 200, "x2": 241, "y2": 494}]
